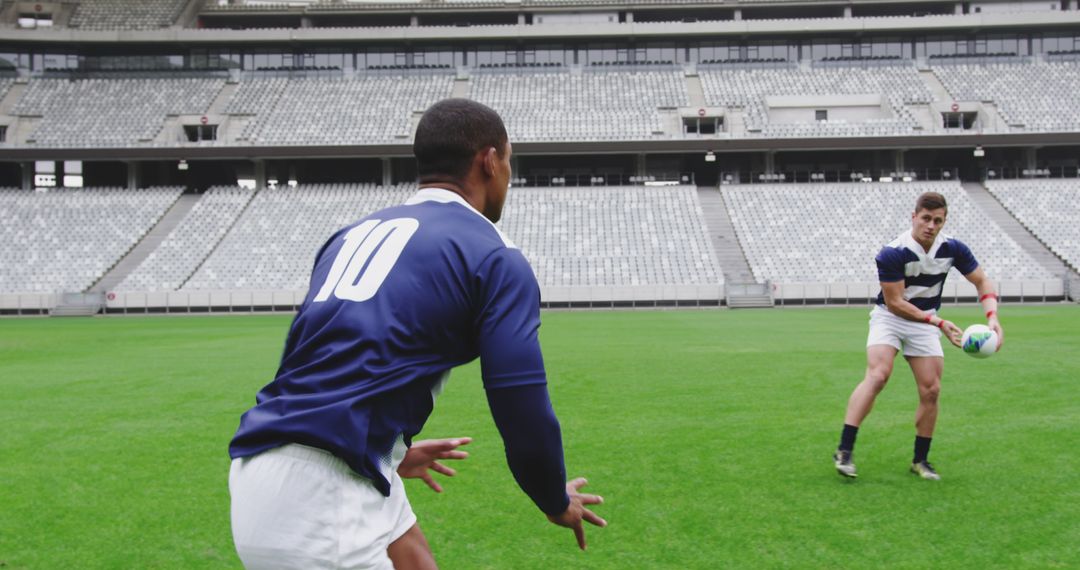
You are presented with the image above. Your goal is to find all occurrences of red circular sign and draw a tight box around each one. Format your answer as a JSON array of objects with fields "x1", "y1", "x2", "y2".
[
  {"x1": 951, "y1": 103, "x2": 959, "y2": 112},
  {"x1": 200, "y1": 116, "x2": 209, "y2": 125},
  {"x1": 106, "y1": 292, "x2": 116, "y2": 301},
  {"x1": 698, "y1": 108, "x2": 707, "y2": 117}
]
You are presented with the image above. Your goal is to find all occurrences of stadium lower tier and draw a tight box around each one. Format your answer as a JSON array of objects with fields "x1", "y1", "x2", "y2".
[{"x1": 0, "y1": 181, "x2": 1075, "y2": 313}]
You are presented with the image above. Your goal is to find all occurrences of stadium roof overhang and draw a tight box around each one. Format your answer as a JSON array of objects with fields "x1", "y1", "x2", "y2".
[
  {"x1": 4, "y1": 133, "x2": 1080, "y2": 162},
  {"x1": 3, "y1": 11, "x2": 1080, "y2": 45}
]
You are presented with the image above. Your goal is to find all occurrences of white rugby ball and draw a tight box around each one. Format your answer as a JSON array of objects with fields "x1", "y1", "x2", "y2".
[{"x1": 961, "y1": 324, "x2": 998, "y2": 358}]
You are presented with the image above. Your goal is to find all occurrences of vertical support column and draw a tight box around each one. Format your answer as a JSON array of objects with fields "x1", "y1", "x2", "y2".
[
  {"x1": 1069, "y1": 1, "x2": 1077, "y2": 10},
  {"x1": 955, "y1": 3, "x2": 964, "y2": 14},
  {"x1": 636, "y1": 153, "x2": 647, "y2": 180},
  {"x1": 410, "y1": 15, "x2": 419, "y2": 27},
  {"x1": 21, "y1": 161, "x2": 32, "y2": 190},
  {"x1": 517, "y1": 13, "x2": 526, "y2": 25},
  {"x1": 381, "y1": 158, "x2": 392, "y2": 186},
  {"x1": 254, "y1": 159, "x2": 266, "y2": 189},
  {"x1": 1025, "y1": 148, "x2": 1038, "y2": 171},
  {"x1": 893, "y1": 149, "x2": 906, "y2": 176},
  {"x1": 843, "y1": 6, "x2": 852, "y2": 18},
  {"x1": 126, "y1": 161, "x2": 140, "y2": 191},
  {"x1": 625, "y1": 11, "x2": 633, "y2": 23},
  {"x1": 764, "y1": 151, "x2": 776, "y2": 174},
  {"x1": 733, "y1": 9, "x2": 742, "y2": 21},
  {"x1": 300, "y1": 16, "x2": 312, "y2": 28}
]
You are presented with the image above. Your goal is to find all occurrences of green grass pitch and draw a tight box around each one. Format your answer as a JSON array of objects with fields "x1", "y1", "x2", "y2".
[{"x1": 1, "y1": 306, "x2": 1078, "y2": 569}]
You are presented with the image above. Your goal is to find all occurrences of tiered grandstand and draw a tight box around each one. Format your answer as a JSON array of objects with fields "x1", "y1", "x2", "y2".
[
  {"x1": 0, "y1": 187, "x2": 182, "y2": 294},
  {"x1": 986, "y1": 180, "x2": 1080, "y2": 272},
  {"x1": 722, "y1": 182, "x2": 1055, "y2": 283},
  {"x1": 501, "y1": 186, "x2": 721, "y2": 287},
  {"x1": 471, "y1": 70, "x2": 687, "y2": 141},
  {"x1": 0, "y1": 0, "x2": 1078, "y2": 312}
]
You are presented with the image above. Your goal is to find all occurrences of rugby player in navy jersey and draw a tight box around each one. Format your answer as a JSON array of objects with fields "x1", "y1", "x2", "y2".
[
  {"x1": 833, "y1": 192, "x2": 1004, "y2": 481},
  {"x1": 228, "y1": 98, "x2": 605, "y2": 569}
]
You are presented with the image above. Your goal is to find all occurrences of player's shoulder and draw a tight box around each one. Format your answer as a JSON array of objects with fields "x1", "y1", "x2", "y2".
[
  {"x1": 939, "y1": 234, "x2": 971, "y2": 251},
  {"x1": 876, "y1": 232, "x2": 913, "y2": 261}
]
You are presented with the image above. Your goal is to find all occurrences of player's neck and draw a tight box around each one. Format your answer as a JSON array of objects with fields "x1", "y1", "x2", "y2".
[
  {"x1": 910, "y1": 231, "x2": 933, "y2": 253},
  {"x1": 419, "y1": 182, "x2": 486, "y2": 215}
]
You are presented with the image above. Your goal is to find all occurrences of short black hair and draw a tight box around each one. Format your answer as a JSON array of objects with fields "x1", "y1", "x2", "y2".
[{"x1": 413, "y1": 98, "x2": 508, "y2": 184}]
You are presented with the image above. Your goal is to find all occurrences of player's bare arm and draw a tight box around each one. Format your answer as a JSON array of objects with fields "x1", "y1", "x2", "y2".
[
  {"x1": 881, "y1": 280, "x2": 962, "y2": 347},
  {"x1": 964, "y1": 267, "x2": 1004, "y2": 351}
]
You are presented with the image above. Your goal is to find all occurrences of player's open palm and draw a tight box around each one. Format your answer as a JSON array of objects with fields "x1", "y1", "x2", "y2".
[
  {"x1": 397, "y1": 437, "x2": 472, "y2": 493},
  {"x1": 547, "y1": 477, "x2": 607, "y2": 550}
]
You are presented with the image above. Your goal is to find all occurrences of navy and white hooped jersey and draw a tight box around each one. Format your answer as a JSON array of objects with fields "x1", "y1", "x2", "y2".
[
  {"x1": 229, "y1": 187, "x2": 547, "y2": 497},
  {"x1": 874, "y1": 230, "x2": 979, "y2": 312}
]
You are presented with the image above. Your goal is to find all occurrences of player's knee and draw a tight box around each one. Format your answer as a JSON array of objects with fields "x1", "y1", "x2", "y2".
[
  {"x1": 865, "y1": 367, "x2": 892, "y2": 391},
  {"x1": 919, "y1": 381, "x2": 941, "y2": 403}
]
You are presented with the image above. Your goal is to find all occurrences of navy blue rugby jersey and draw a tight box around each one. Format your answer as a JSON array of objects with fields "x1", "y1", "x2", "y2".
[
  {"x1": 229, "y1": 187, "x2": 546, "y2": 496},
  {"x1": 874, "y1": 230, "x2": 979, "y2": 312}
]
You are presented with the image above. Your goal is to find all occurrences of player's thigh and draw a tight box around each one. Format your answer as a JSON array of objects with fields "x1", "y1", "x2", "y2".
[
  {"x1": 906, "y1": 355, "x2": 944, "y2": 390},
  {"x1": 865, "y1": 344, "x2": 899, "y2": 380},
  {"x1": 387, "y1": 524, "x2": 438, "y2": 570}
]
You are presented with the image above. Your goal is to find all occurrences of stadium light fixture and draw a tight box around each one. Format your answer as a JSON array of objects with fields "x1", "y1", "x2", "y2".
[
  {"x1": 973, "y1": 146, "x2": 986, "y2": 157},
  {"x1": 177, "y1": 159, "x2": 189, "y2": 171},
  {"x1": 288, "y1": 179, "x2": 298, "y2": 187},
  {"x1": 705, "y1": 151, "x2": 716, "y2": 162}
]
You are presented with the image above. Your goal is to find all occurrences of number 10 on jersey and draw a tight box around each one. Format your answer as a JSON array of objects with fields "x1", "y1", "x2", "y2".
[{"x1": 313, "y1": 218, "x2": 420, "y2": 303}]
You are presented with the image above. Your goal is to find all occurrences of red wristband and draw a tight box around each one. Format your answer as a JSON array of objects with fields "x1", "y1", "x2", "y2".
[
  {"x1": 980, "y1": 293, "x2": 999, "y2": 302},
  {"x1": 937, "y1": 319, "x2": 946, "y2": 330},
  {"x1": 924, "y1": 314, "x2": 933, "y2": 325},
  {"x1": 986, "y1": 310, "x2": 996, "y2": 319}
]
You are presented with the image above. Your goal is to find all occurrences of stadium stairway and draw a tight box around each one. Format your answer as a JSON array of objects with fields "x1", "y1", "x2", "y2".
[
  {"x1": 695, "y1": 186, "x2": 758, "y2": 285},
  {"x1": 961, "y1": 182, "x2": 1077, "y2": 279},
  {"x1": 89, "y1": 192, "x2": 201, "y2": 294}
]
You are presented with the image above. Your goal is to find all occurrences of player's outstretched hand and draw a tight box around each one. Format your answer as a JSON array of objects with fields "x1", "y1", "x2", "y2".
[
  {"x1": 397, "y1": 437, "x2": 472, "y2": 493},
  {"x1": 941, "y1": 320, "x2": 963, "y2": 348},
  {"x1": 988, "y1": 318, "x2": 1004, "y2": 352},
  {"x1": 547, "y1": 477, "x2": 607, "y2": 551}
]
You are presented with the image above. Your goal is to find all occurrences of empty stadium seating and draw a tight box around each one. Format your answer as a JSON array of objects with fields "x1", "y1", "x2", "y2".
[
  {"x1": 182, "y1": 184, "x2": 416, "y2": 290},
  {"x1": 68, "y1": 0, "x2": 188, "y2": 30},
  {"x1": 470, "y1": 69, "x2": 687, "y2": 141},
  {"x1": 0, "y1": 186, "x2": 182, "y2": 293},
  {"x1": 142, "y1": 184, "x2": 720, "y2": 292},
  {"x1": 985, "y1": 179, "x2": 1080, "y2": 272},
  {"x1": 699, "y1": 63, "x2": 931, "y2": 138},
  {"x1": 933, "y1": 60, "x2": 1080, "y2": 132},
  {"x1": 115, "y1": 186, "x2": 256, "y2": 292},
  {"x1": 722, "y1": 182, "x2": 1054, "y2": 283},
  {"x1": 226, "y1": 74, "x2": 454, "y2": 145},
  {"x1": 12, "y1": 77, "x2": 224, "y2": 147},
  {"x1": 501, "y1": 185, "x2": 722, "y2": 286}
]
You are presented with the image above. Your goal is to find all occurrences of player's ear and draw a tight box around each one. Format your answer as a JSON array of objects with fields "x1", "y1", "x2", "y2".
[{"x1": 481, "y1": 147, "x2": 497, "y2": 177}]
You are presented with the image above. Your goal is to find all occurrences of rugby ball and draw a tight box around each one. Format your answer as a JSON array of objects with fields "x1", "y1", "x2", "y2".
[{"x1": 961, "y1": 324, "x2": 998, "y2": 358}]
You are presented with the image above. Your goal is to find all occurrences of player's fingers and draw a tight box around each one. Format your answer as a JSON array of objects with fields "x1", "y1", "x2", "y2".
[
  {"x1": 430, "y1": 462, "x2": 456, "y2": 477},
  {"x1": 572, "y1": 522, "x2": 587, "y2": 550},
  {"x1": 576, "y1": 493, "x2": 603, "y2": 505},
  {"x1": 437, "y1": 450, "x2": 469, "y2": 460},
  {"x1": 582, "y1": 508, "x2": 607, "y2": 528},
  {"x1": 421, "y1": 473, "x2": 443, "y2": 493},
  {"x1": 567, "y1": 477, "x2": 588, "y2": 492}
]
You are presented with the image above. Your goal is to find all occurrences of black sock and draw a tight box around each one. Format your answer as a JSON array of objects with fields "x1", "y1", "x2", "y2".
[
  {"x1": 839, "y1": 424, "x2": 859, "y2": 452},
  {"x1": 914, "y1": 436, "x2": 933, "y2": 464}
]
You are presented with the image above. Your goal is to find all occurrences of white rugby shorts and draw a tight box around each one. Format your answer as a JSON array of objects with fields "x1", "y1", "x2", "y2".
[
  {"x1": 229, "y1": 444, "x2": 416, "y2": 570},
  {"x1": 866, "y1": 305, "x2": 944, "y2": 358}
]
